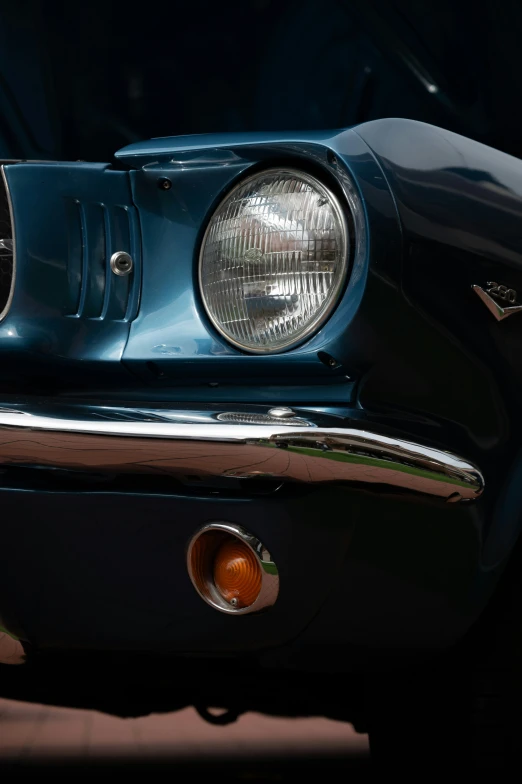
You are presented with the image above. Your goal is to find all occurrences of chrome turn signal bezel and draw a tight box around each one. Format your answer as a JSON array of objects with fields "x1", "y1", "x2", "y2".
[{"x1": 186, "y1": 522, "x2": 279, "y2": 615}]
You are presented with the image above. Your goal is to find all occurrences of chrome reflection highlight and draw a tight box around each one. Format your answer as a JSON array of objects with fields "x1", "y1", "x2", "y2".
[
  {"x1": 0, "y1": 166, "x2": 16, "y2": 322},
  {"x1": 216, "y1": 412, "x2": 310, "y2": 426},
  {"x1": 0, "y1": 630, "x2": 25, "y2": 665},
  {"x1": 0, "y1": 401, "x2": 484, "y2": 502},
  {"x1": 199, "y1": 168, "x2": 349, "y2": 353},
  {"x1": 187, "y1": 522, "x2": 279, "y2": 615}
]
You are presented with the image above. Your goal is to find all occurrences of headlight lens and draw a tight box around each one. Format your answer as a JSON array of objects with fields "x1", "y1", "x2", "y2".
[{"x1": 199, "y1": 168, "x2": 349, "y2": 353}]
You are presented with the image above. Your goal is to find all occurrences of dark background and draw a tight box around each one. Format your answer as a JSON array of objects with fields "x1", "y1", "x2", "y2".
[{"x1": 1, "y1": 0, "x2": 522, "y2": 163}]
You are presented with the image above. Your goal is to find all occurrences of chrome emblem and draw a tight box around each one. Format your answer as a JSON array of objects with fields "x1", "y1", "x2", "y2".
[{"x1": 472, "y1": 282, "x2": 522, "y2": 321}]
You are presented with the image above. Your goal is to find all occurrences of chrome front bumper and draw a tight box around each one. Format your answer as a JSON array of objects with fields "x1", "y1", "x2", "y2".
[{"x1": 0, "y1": 401, "x2": 484, "y2": 502}]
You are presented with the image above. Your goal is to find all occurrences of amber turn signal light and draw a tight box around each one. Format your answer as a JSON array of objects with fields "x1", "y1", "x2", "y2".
[
  {"x1": 213, "y1": 538, "x2": 262, "y2": 608},
  {"x1": 187, "y1": 523, "x2": 279, "y2": 614}
]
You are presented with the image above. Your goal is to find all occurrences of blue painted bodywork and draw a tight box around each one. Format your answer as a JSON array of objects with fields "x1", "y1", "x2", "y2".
[
  {"x1": 1, "y1": 118, "x2": 522, "y2": 664},
  {"x1": 2, "y1": 128, "x2": 401, "y2": 403},
  {"x1": 1, "y1": 162, "x2": 141, "y2": 387},
  {"x1": 119, "y1": 130, "x2": 385, "y2": 397},
  {"x1": 354, "y1": 119, "x2": 522, "y2": 568}
]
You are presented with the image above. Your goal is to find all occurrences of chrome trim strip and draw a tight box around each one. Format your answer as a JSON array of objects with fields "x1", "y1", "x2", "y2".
[
  {"x1": 0, "y1": 402, "x2": 484, "y2": 502},
  {"x1": 0, "y1": 165, "x2": 16, "y2": 322},
  {"x1": 187, "y1": 522, "x2": 279, "y2": 615}
]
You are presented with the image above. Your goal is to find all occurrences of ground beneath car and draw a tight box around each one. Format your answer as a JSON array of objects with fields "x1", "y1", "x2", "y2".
[{"x1": 0, "y1": 697, "x2": 369, "y2": 776}]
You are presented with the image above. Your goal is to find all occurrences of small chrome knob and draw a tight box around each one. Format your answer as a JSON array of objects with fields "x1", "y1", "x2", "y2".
[
  {"x1": 110, "y1": 251, "x2": 133, "y2": 277},
  {"x1": 268, "y1": 407, "x2": 296, "y2": 419}
]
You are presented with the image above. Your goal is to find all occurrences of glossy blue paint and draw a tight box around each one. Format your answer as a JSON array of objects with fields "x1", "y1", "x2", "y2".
[
  {"x1": 1, "y1": 128, "x2": 402, "y2": 404},
  {"x1": 118, "y1": 129, "x2": 401, "y2": 404},
  {"x1": 353, "y1": 119, "x2": 522, "y2": 448},
  {"x1": 1, "y1": 161, "x2": 141, "y2": 387},
  {"x1": 353, "y1": 119, "x2": 522, "y2": 571},
  {"x1": 115, "y1": 129, "x2": 356, "y2": 163}
]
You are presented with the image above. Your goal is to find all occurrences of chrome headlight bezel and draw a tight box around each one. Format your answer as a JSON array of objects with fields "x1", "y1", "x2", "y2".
[{"x1": 198, "y1": 166, "x2": 351, "y2": 354}]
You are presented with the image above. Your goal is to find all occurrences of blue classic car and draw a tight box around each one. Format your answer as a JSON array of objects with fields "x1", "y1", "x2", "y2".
[{"x1": 1, "y1": 0, "x2": 522, "y2": 770}]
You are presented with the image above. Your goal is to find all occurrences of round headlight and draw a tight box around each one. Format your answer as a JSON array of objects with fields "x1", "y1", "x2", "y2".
[{"x1": 199, "y1": 168, "x2": 349, "y2": 353}]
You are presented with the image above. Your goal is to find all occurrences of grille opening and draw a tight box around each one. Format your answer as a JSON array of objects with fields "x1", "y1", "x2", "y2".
[{"x1": 0, "y1": 164, "x2": 16, "y2": 317}]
